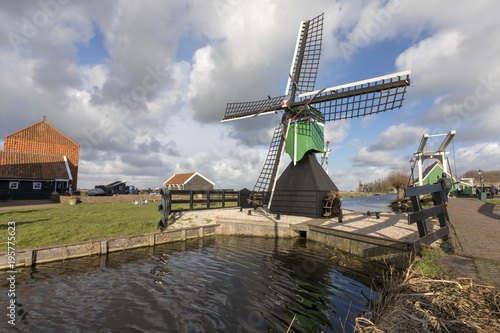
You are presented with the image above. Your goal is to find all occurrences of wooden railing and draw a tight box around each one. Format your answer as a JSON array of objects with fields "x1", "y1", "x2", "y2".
[
  {"x1": 157, "y1": 189, "x2": 240, "y2": 228},
  {"x1": 405, "y1": 184, "x2": 450, "y2": 253}
]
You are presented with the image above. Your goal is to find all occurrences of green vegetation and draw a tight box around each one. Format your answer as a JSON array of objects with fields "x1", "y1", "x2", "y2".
[
  {"x1": 414, "y1": 247, "x2": 446, "y2": 277},
  {"x1": 0, "y1": 200, "x2": 238, "y2": 250},
  {"x1": 0, "y1": 202, "x2": 160, "y2": 250}
]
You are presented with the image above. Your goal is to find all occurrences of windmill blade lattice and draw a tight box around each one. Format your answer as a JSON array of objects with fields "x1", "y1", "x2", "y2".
[
  {"x1": 222, "y1": 96, "x2": 285, "y2": 122},
  {"x1": 286, "y1": 13, "x2": 324, "y2": 98},
  {"x1": 297, "y1": 71, "x2": 411, "y2": 121},
  {"x1": 250, "y1": 123, "x2": 289, "y2": 205}
]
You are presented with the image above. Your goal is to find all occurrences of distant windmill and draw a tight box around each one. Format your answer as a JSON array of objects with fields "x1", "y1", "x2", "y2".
[{"x1": 222, "y1": 13, "x2": 411, "y2": 217}]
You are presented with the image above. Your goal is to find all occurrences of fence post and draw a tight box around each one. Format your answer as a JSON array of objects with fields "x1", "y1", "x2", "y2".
[
  {"x1": 207, "y1": 190, "x2": 210, "y2": 209},
  {"x1": 158, "y1": 189, "x2": 172, "y2": 227},
  {"x1": 190, "y1": 190, "x2": 193, "y2": 210},
  {"x1": 222, "y1": 190, "x2": 225, "y2": 208}
]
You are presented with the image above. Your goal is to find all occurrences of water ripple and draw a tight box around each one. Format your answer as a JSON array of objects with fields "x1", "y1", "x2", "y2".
[{"x1": 0, "y1": 236, "x2": 378, "y2": 332}]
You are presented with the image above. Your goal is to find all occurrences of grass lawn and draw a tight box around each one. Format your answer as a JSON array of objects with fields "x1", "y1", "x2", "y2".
[{"x1": 0, "y1": 201, "x2": 160, "y2": 251}]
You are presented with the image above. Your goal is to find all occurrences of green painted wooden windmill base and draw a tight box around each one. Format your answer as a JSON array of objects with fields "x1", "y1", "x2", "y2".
[{"x1": 285, "y1": 106, "x2": 325, "y2": 163}]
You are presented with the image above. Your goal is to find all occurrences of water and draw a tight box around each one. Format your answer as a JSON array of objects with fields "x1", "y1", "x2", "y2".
[
  {"x1": 341, "y1": 194, "x2": 397, "y2": 213},
  {"x1": 0, "y1": 237, "x2": 379, "y2": 332}
]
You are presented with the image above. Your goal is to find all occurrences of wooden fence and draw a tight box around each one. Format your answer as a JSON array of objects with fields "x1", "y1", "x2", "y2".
[
  {"x1": 405, "y1": 184, "x2": 450, "y2": 253},
  {"x1": 158, "y1": 190, "x2": 240, "y2": 227},
  {"x1": 168, "y1": 190, "x2": 239, "y2": 211}
]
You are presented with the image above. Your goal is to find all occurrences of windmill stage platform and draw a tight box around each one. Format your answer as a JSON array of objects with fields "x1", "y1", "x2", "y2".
[{"x1": 165, "y1": 207, "x2": 442, "y2": 269}]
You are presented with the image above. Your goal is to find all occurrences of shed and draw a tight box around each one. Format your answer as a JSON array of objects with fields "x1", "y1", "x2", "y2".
[
  {"x1": 106, "y1": 180, "x2": 127, "y2": 195},
  {"x1": 164, "y1": 172, "x2": 214, "y2": 191}
]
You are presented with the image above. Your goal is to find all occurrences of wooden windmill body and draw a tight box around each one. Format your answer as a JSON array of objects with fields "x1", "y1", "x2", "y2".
[{"x1": 222, "y1": 13, "x2": 411, "y2": 217}]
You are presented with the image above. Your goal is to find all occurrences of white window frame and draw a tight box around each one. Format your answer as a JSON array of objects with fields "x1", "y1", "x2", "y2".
[
  {"x1": 33, "y1": 182, "x2": 42, "y2": 190},
  {"x1": 9, "y1": 181, "x2": 19, "y2": 190}
]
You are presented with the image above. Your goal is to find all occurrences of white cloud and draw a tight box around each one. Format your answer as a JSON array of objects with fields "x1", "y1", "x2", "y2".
[
  {"x1": 350, "y1": 146, "x2": 394, "y2": 167},
  {"x1": 455, "y1": 142, "x2": 500, "y2": 172},
  {"x1": 2, "y1": 0, "x2": 500, "y2": 193},
  {"x1": 324, "y1": 121, "x2": 351, "y2": 144},
  {"x1": 369, "y1": 123, "x2": 429, "y2": 151}
]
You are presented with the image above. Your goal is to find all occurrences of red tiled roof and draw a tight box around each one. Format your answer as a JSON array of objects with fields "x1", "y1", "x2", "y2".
[
  {"x1": 3, "y1": 119, "x2": 79, "y2": 188},
  {"x1": 5, "y1": 120, "x2": 78, "y2": 147},
  {"x1": 0, "y1": 151, "x2": 70, "y2": 180},
  {"x1": 164, "y1": 172, "x2": 196, "y2": 185}
]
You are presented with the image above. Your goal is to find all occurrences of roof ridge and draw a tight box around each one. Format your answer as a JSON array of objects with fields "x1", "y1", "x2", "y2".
[{"x1": 5, "y1": 120, "x2": 79, "y2": 147}]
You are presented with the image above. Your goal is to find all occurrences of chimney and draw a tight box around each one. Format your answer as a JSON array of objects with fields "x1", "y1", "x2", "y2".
[{"x1": 43, "y1": 116, "x2": 47, "y2": 122}]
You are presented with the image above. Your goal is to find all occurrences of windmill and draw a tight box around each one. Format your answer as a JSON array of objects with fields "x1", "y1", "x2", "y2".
[{"x1": 222, "y1": 13, "x2": 411, "y2": 217}]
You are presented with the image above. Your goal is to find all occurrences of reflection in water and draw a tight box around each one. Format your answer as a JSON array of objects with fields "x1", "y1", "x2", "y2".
[{"x1": 0, "y1": 237, "x2": 379, "y2": 332}]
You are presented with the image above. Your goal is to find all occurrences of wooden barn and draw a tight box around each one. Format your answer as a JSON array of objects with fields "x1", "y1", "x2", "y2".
[
  {"x1": 0, "y1": 151, "x2": 72, "y2": 200},
  {"x1": 164, "y1": 172, "x2": 214, "y2": 191},
  {"x1": 106, "y1": 180, "x2": 128, "y2": 195},
  {"x1": 0, "y1": 117, "x2": 79, "y2": 200}
]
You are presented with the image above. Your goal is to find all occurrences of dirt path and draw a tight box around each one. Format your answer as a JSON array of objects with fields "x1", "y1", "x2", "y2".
[{"x1": 0, "y1": 199, "x2": 61, "y2": 210}]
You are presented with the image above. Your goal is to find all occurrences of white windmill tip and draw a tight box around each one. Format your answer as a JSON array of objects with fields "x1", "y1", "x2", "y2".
[{"x1": 298, "y1": 70, "x2": 412, "y2": 98}]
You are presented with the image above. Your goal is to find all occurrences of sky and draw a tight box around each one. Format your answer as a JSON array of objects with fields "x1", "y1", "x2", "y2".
[{"x1": 1, "y1": 0, "x2": 499, "y2": 191}]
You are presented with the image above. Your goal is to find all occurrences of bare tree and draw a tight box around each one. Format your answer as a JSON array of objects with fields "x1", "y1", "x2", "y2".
[
  {"x1": 464, "y1": 170, "x2": 500, "y2": 184},
  {"x1": 387, "y1": 169, "x2": 410, "y2": 200}
]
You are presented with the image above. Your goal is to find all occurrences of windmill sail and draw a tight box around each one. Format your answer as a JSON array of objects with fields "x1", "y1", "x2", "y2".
[
  {"x1": 285, "y1": 13, "x2": 324, "y2": 98},
  {"x1": 297, "y1": 70, "x2": 411, "y2": 121},
  {"x1": 222, "y1": 96, "x2": 285, "y2": 122},
  {"x1": 251, "y1": 122, "x2": 289, "y2": 205}
]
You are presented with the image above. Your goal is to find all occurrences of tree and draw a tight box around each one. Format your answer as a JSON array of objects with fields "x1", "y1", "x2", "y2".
[
  {"x1": 464, "y1": 170, "x2": 500, "y2": 184},
  {"x1": 387, "y1": 169, "x2": 410, "y2": 200}
]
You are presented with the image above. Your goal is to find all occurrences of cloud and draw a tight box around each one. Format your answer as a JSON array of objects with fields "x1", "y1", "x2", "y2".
[
  {"x1": 324, "y1": 121, "x2": 351, "y2": 144},
  {"x1": 1, "y1": 0, "x2": 500, "y2": 193},
  {"x1": 455, "y1": 142, "x2": 500, "y2": 172},
  {"x1": 369, "y1": 123, "x2": 429, "y2": 151},
  {"x1": 350, "y1": 146, "x2": 394, "y2": 167}
]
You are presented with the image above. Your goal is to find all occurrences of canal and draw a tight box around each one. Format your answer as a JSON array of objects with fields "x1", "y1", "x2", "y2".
[
  {"x1": 1, "y1": 236, "x2": 381, "y2": 332},
  {"x1": 341, "y1": 194, "x2": 397, "y2": 213}
]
